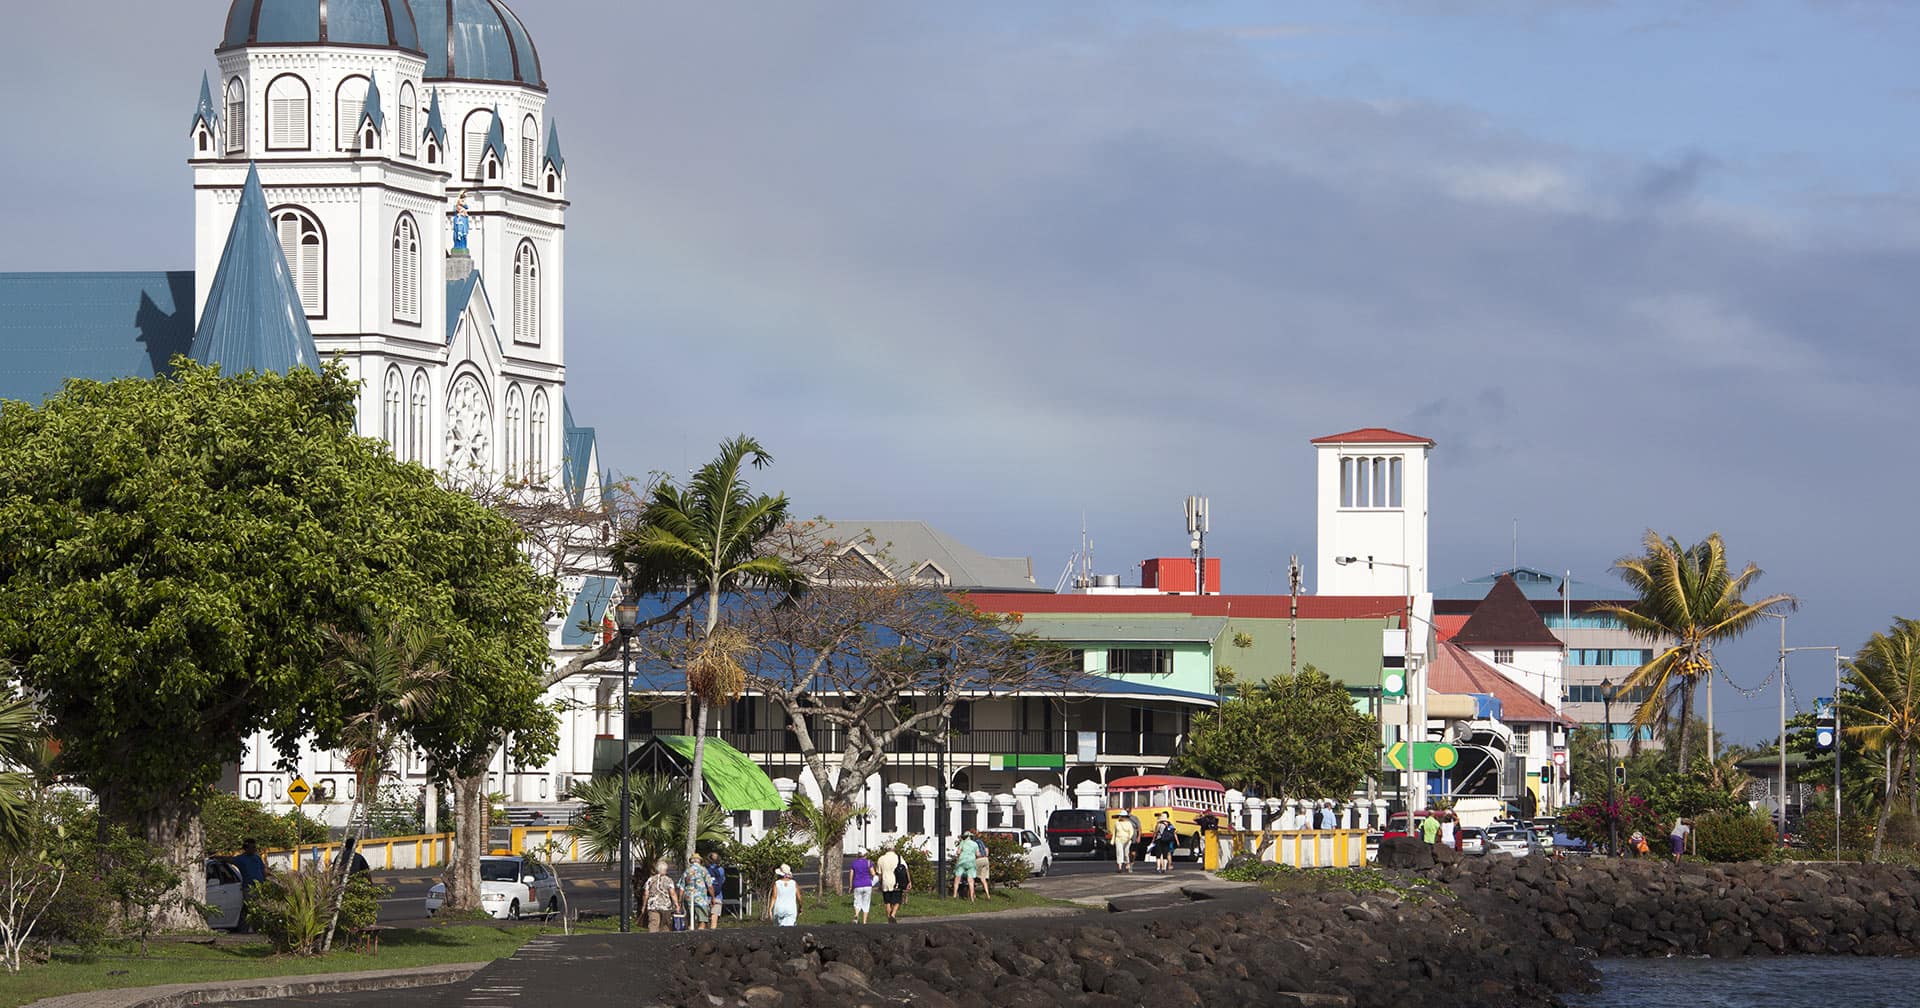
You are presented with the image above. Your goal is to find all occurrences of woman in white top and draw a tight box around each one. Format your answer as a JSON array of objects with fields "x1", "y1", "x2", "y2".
[{"x1": 769, "y1": 863, "x2": 802, "y2": 926}]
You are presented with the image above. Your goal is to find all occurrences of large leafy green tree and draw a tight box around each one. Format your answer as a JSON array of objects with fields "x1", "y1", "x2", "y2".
[
  {"x1": 1592, "y1": 531, "x2": 1794, "y2": 774},
  {"x1": 616, "y1": 435, "x2": 800, "y2": 866},
  {"x1": 1843, "y1": 618, "x2": 1920, "y2": 860},
  {"x1": 1170, "y1": 666, "x2": 1376, "y2": 799},
  {"x1": 0, "y1": 362, "x2": 555, "y2": 926}
]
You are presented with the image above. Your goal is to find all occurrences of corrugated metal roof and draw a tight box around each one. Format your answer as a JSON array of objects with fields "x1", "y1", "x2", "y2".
[
  {"x1": 1426, "y1": 643, "x2": 1571, "y2": 725},
  {"x1": 0, "y1": 271, "x2": 193, "y2": 403},
  {"x1": 190, "y1": 163, "x2": 320, "y2": 375},
  {"x1": 562, "y1": 398, "x2": 596, "y2": 506},
  {"x1": 446, "y1": 271, "x2": 480, "y2": 343},
  {"x1": 1433, "y1": 566, "x2": 1630, "y2": 603},
  {"x1": 966, "y1": 592, "x2": 1407, "y2": 621},
  {"x1": 815, "y1": 520, "x2": 1038, "y2": 591},
  {"x1": 560, "y1": 574, "x2": 620, "y2": 646},
  {"x1": 1449, "y1": 574, "x2": 1563, "y2": 647}
]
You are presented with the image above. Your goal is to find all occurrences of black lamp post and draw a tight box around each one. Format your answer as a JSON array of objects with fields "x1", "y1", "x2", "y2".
[
  {"x1": 614, "y1": 601, "x2": 639, "y2": 934},
  {"x1": 1601, "y1": 677, "x2": 1618, "y2": 858}
]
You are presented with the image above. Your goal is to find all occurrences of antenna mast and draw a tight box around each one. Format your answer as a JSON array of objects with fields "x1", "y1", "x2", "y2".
[{"x1": 1185, "y1": 495, "x2": 1210, "y2": 596}]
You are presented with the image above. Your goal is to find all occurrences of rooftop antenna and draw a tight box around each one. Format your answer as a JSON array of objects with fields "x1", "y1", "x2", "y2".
[{"x1": 1185, "y1": 495, "x2": 1210, "y2": 596}]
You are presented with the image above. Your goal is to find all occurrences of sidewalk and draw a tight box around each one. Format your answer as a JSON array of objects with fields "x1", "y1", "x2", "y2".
[{"x1": 24, "y1": 964, "x2": 485, "y2": 1008}]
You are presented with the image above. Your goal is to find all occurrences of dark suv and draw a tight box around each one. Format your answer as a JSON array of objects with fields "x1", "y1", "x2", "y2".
[{"x1": 1046, "y1": 808, "x2": 1110, "y2": 859}]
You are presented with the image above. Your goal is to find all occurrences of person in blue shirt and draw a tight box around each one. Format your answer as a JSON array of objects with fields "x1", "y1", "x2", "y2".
[{"x1": 233, "y1": 838, "x2": 268, "y2": 933}]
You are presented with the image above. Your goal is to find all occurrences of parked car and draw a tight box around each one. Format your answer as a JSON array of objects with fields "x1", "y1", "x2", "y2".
[
  {"x1": 1458, "y1": 827, "x2": 1487, "y2": 856},
  {"x1": 205, "y1": 857, "x2": 245, "y2": 930},
  {"x1": 978, "y1": 828, "x2": 1051, "y2": 876},
  {"x1": 425, "y1": 855, "x2": 561, "y2": 920},
  {"x1": 1364, "y1": 831, "x2": 1382, "y2": 861},
  {"x1": 1046, "y1": 808, "x2": 1111, "y2": 859},
  {"x1": 1551, "y1": 831, "x2": 1592, "y2": 855},
  {"x1": 1484, "y1": 827, "x2": 1541, "y2": 858}
]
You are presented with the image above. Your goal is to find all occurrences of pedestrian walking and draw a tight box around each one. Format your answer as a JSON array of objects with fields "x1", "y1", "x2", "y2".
[
  {"x1": 847, "y1": 852, "x2": 875, "y2": 923},
  {"x1": 642, "y1": 860, "x2": 680, "y2": 933},
  {"x1": 1111, "y1": 813, "x2": 1138, "y2": 873},
  {"x1": 975, "y1": 838, "x2": 992, "y2": 898},
  {"x1": 876, "y1": 848, "x2": 905, "y2": 923},
  {"x1": 1669, "y1": 817, "x2": 1692, "y2": 863},
  {"x1": 680, "y1": 858, "x2": 713, "y2": 931},
  {"x1": 1420, "y1": 810, "x2": 1442, "y2": 845},
  {"x1": 705, "y1": 852, "x2": 726, "y2": 927},
  {"x1": 1151, "y1": 812, "x2": 1177, "y2": 873},
  {"x1": 770, "y1": 864, "x2": 802, "y2": 926},
  {"x1": 952, "y1": 831, "x2": 980, "y2": 900},
  {"x1": 233, "y1": 838, "x2": 267, "y2": 933},
  {"x1": 1439, "y1": 814, "x2": 1457, "y2": 849}
]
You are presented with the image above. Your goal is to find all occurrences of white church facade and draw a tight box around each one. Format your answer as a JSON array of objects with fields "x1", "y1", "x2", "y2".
[{"x1": 0, "y1": 0, "x2": 625, "y2": 826}]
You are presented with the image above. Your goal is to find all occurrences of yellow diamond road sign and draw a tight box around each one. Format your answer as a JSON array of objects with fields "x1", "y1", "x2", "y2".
[{"x1": 286, "y1": 777, "x2": 312, "y2": 807}]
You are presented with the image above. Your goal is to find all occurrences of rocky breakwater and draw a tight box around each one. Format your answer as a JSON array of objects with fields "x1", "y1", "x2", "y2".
[
  {"x1": 649, "y1": 885, "x2": 1592, "y2": 1008},
  {"x1": 1411, "y1": 847, "x2": 1920, "y2": 960}
]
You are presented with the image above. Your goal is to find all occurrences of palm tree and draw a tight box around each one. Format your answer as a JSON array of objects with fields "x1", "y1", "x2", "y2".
[
  {"x1": 1842, "y1": 619, "x2": 1920, "y2": 861},
  {"x1": 1592, "y1": 531, "x2": 1794, "y2": 774},
  {"x1": 316, "y1": 615, "x2": 449, "y2": 951},
  {"x1": 785, "y1": 793, "x2": 868, "y2": 894},
  {"x1": 565, "y1": 774, "x2": 729, "y2": 872},
  {"x1": 617, "y1": 435, "x2": 800, "y2": 866},
  {"x1": 0, "y1": 689, "x2": 47, "y2": 851}
]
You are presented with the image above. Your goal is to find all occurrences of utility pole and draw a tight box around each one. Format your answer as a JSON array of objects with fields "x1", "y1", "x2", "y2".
[{"x1": 1288, "y1": 555, "x2": 1302, "y2": 676}]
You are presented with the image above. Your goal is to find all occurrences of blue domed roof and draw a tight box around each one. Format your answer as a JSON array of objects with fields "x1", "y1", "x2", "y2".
[
  {"x1": 222, "y1": 0, "x2": 421, "y2": 51},
  {"x1": 408, "y1": 0, "x2": 543, "y2": 89}
]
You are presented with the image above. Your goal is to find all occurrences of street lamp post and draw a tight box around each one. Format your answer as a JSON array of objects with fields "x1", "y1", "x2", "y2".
[
  {"x1": 1601, "y1": 678, "x2": 1618, "y2": 857},
  {"x1": 614, "y1": 601, "x2": 639, "y2": 934},
  {"x1": 1336, "y1": 555, "x2": 1420, "y2": 817}
]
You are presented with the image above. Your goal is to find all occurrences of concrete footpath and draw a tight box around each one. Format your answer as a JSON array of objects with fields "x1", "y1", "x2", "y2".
[{"x1": 25, "y1": 869, "x2": 1250, "y2": 1008}]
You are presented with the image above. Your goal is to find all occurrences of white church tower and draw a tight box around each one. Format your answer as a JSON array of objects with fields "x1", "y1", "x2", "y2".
[
  {"x1": 190, "y1": 0, "x2": 568, "y2": 487},
  {"x1": 1313, "y1": 427, "x2": 1434, "y2": 597}
]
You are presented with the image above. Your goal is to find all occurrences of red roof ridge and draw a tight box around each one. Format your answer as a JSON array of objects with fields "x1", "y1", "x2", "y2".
[
  {"x1": 1428, "y1": 642, "x2": 1572, "y2": 725},
  {"x1": 1450, "y1": 573, "x2": 1563, "y2": 647},
  {"x1": 1310, "y1": 427, "x2": 1435, "y2": 446}
]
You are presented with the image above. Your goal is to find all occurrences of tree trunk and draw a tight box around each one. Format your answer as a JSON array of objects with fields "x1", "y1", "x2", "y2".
[
  {"x1": 98, "y1": 793, "x2": 209, "y2": 932},
  {"x1": 685, "y1": 698, "x2": 707, "y2": 867},
  {"x1": 441, "y1": 772, "x2": 488, "y2": 912},
  {"x1": 819, "y1": 829, "x2": 847, "y2": 895},
  {"x1": 318, "y1": 769, "x2": 375, "y2": 953},
  {"x1": 1674, "y1": 679, "x2": 1696, "y2": 776}
]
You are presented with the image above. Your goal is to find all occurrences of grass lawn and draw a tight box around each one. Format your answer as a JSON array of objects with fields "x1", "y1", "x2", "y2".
[
  {"x1": 720, "y1": 884, "x2": 1072, "y2": 928},
  {"x1": 1, "y1": 920, "x2": 611, "y2": 1008}
]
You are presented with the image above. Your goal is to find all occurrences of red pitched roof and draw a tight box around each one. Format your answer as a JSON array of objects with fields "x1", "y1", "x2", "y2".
[
  {"x1": 1433, "y1": 614, "x2": 1470, "y2": 642},
  {"x1": 961, "y1": 592, "x2": 1407, "y2": 621},
  {"x1": 1449, "y1": 574, "x2": 1563, "y2": 647},
  {"x1": 1426, "y1": 643, "x2": 1572, "y2": 725},
  {"x1": 1309, "y1": 427, "x2": 1435, "y2": 447}
]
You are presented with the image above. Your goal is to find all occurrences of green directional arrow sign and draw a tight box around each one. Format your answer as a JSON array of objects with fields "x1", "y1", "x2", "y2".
[{"x1": 1385, "y1": 742, "x2": 1458, "y2": 772}]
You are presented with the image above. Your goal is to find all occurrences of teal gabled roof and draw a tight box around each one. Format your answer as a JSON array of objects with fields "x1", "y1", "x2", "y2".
[
  {"x1": 360, "y1": 74, "x2": 386, "y2": 133},
  {"x1": 446, "y1": 272, "x2": 480, "y2": 343},
  {"x1": 190, "y1": 163, "x2": 319, "y2": 375},
  {"x1": 543, "y1": 119, "x2": 564, "y2": 174},
  {"x1": 190, "y1": 72, "x2": 218, "y2": 135},
  {"x1": 0, "y1": 272, "x2": 194, "y2": 403},
  {"x1": 423, "y1": 88, "x2": 447, "y2": 148},
  {"x1": 562, "y1": 399, "x2": 597, "y2": 506},
  {"x1": 482, "y1": 107, "x2": 507, "y2": 167}
]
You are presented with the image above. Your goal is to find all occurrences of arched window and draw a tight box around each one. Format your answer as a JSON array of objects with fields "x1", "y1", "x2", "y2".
[
  {"x1": 382, "y1": 367, "x2": 405, "y2": 452},
  {"x1": 398, "y1": 82, "x2": 417, "y2": 158},
  {"x1": 544, "y1": 168, "x2": 558, "y2": 194},
  {"x1": 424, "y1": 134, "x2": 440, "y2": 165},
  {"x1": 512, "y1": 241, "x2": 539, "y2": 345},
  {"x1": 520, "y1": 115, "x2": 538, "y2": 187},
  {"x1": 503, "y1": 384, "x2": 525, "y2": 479},
  {"x1": 529, "y1": 388, "x2": 550, "y2": 482},
  {"x1": 462, "y1": 109, "x2": 491, "y2": 182},
  {"x1": 408, "y1": 370, "x2": 430, "y2": 463},
  {"x1": 271, "y1": 206, "x2": 324, "y2": 316},
  {"x1": 1339, "y1": 455, "x2": 1404, "y2": 509},
  {"x1": 266, "y1": 74, "x2": 310, "y2": 150},
  {"x1": 336, "y1": 76, "x2": 369, "y2": 151},
  {"x1": 225, "y1": 78, "x2": 246, "y2": 154},
  {"x1": 391, "y1": 214, "x2": 420, "y2": 324}
]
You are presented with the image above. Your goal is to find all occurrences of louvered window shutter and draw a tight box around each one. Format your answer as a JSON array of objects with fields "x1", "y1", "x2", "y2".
[
  {"x1": 225, "y1": 82, "x2": 245, "y2": 153},
  {"x1": 268, "y1": 78, "x2": 308, "y2": 149},
  {"x1": 466, "y1": 130, "x2": 487, "y2": 181},
  {"x1": 514, "y1": 244, "x2": 539, "y2": 344},
  {"x1": 521, "y1": 120, "x2": 537, "y2": 186},
  {"x1": 337, "y1": 80, "x2": 366, "y2": 151},
  {"x1": 392, "y1": 219, "x2": 420, "y2": 323},
  {"x1": 399, "y1": 86, "x2": 416, "y2": 157}
]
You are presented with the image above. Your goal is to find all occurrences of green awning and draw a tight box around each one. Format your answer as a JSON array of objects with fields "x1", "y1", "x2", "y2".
[{"x1": 597, "y1": 735, "x2": 783, "y2": 811}]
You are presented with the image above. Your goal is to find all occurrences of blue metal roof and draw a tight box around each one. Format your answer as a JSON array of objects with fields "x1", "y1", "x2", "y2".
[
  {"x1": 222, "y1": 0, "x2": 421, "y2": 51},
  {"x1": 1434, "y1": 566, "x2": 1630, "y2": 602},
  {"x1": 191, "y1": 72, "x2": 218, "y2": 134},
  {"x1": 562, "y1": 398, "x2": 596, "y2": 506},
  {"x1": 409, "y1": 0, "x2": 544, "y2": 87},
  {"x1": 0, "y1": 272, "x2": 193, "y2": 404},
  {"x1": 543, "y1": 119, "x2": 564, "y2": 174},
  {"x1": 360, "y1": 73, "x2": 386, "y2": 132},
  {"x1": 423, "y1": 88, "x2": 447, "y2": 148},
  {"x1": 481, "y1": 107, "x2": 507, "y2": 166},
  {"x1": 446, "y1": 271, "x2": 480, "y2": 343},
  {"x1": 560, "y1": 575, "x2": 621, "y2": 646},
  {"x1": 190, "y1": 163, "x2": 320, "y2": 375}
]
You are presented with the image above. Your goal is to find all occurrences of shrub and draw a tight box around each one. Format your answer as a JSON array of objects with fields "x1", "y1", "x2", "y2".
[
  {"x1": 1218, "y1": 855, "x2": 1292, "y2": 883},
  {"x1": 864, "y1": 836, "x2": 936, "y2": 894},
  {"x1": 723, "y1": 827, "x2": 810, "y2": 899},
  {"x1": 978, "y1": 834, "x2": 1031, "y2": 887},
  {"x1": 202, "y1": 791, "x2": 328, "y2": 854},
  {"x1": 364, "y1": 784, "x2": 425, "y2": 838},
  {"x1": 1693, "y1": 811, "x2": 1780, "y2": 862},
  {"x1": 1883, "y1": 811, "x2": 1920, "y2": 850},
  {"x1": 246, "y1": 868, "x2": 332, "y2": 955},
  {"x1": 1560, "y1": 794, "x2": 1662, "y2": 852}
]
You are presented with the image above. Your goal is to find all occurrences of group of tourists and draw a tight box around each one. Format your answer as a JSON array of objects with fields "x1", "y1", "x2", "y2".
[
  {"x1": 637, "y1": 852, "x2": 728, "y2": 933},
  {"x1": 1108, "y1": 810, "x2": 1182, "y2": 873},
  {"x1": 844, "y1": 848, "x2": 915, "y2": 924}
]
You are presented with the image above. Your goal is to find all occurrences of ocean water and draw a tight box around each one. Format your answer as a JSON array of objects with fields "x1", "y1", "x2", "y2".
[{"x1": 1568, "y1": 957, "x2": 1920, "y2": 1008}]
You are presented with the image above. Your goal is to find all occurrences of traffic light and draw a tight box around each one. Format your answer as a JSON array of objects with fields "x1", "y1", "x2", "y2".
[
  {"x1": 1381, "y1": 629, "x2": 1407, "y2": 700},
  {"x1": 1539, "y1": 764, "x2": 1553, "y2": 785},
  {"x1": 1814, "y1": 697, "x2": 1836, "y2": 752},
  {"x1": 1613, "y1": 764, "x2": 1626, "y2": 786}
]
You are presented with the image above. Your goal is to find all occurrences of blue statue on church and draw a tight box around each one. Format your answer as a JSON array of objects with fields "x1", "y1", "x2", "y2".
[{"x1": 451, "y1": 191, "x2": 471, "y2": 252}]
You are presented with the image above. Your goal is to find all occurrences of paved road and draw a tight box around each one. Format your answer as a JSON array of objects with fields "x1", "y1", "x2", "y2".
[{"x1": 372, "y1": 865, "x2": 625, "y2": 926}]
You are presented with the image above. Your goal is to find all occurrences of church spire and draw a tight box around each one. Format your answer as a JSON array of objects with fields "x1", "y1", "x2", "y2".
[
  {"x1": 191, "y1": 163, "x2": 320, "y2": 375},
  {"x1": 423, "y1": 88, "x2": 447, "y2": 149},
  {"x1": 543, "y1": 118, "x2": 565, "y2": 175},
  {"x1": 360, "y1": 73, "x2": 386, "y2": 134},
  {"x1": 189, "y1": 72, "x2": 218, "y2": 135}
]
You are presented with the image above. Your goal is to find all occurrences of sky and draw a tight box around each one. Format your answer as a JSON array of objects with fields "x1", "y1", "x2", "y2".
[{"x1": 2, "y1": 0, "x2": 1916, "y2": 745}]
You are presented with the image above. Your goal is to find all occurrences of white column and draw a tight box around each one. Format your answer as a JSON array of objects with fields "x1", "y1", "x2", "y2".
[
  {"x1": 1074, "y1": 779, "x2": 1104, "y2": 810},
  {"x1": 967, "y1": 791, "x2": 991, "y2": 831},
  {"x1": 992, "y1": 794, "x2": 1017, "y2": 827},
  {"x1": 946, "y1": 788, "x2": 966, "y2": 837},
  {"x1": 1012, "y1": 779, "x2": 1040, "y2": 831},
  {"x1": 1247, "y1": 797, "x2": 1265, "y2": 831},
  {"x1": 913, "y1": 785, "x2": 938, "y2": 838},
  {"x1": 887, "y1": 782, "x2": 911, "y2": 840},
  {"x1": 1372, "y1": 798, "x2": 1389, "y2": 828},
  {"x1": 773, "y1": 777, "x2": 797, "y2": 812},
  {"x1": 1266, "y1": 798, "x2": 1286, "y2": 831},
  {"x1": 1224, "y1": 790, "x2": 1245, "y2": 831}
]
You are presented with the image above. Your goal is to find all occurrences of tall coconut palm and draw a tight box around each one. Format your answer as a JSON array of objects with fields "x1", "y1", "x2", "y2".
[
  {"x1": 617, "y1": 435, "x2": 800, "y2": 866},
  {"x1": 0, "y1": 689, "x2": 47, "y2": 851},
  {"x1": 1592, "y1": 531, "x2": 1794, "y2": 774},
  {"x1": 1843, "y1": 619, "x2": 1920, "y2": 861}
]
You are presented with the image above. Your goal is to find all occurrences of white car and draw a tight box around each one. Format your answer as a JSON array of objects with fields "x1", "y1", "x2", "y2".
[
  {"x1": 425, "y1": 856, "x2": 561, "y2": 920},
  {"x1": 1485, "y1": 827, "x2": 1541, "y2": 858},
  {"x1": 1459, "y1": 827, "x2": 1487, "y2": 856},
  {"x1": 978, "y1": 829, "x2": 1051, "y2": 877},
  {"x1": 205, "y1": 858, "x2": 245, "y2": 930}
]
